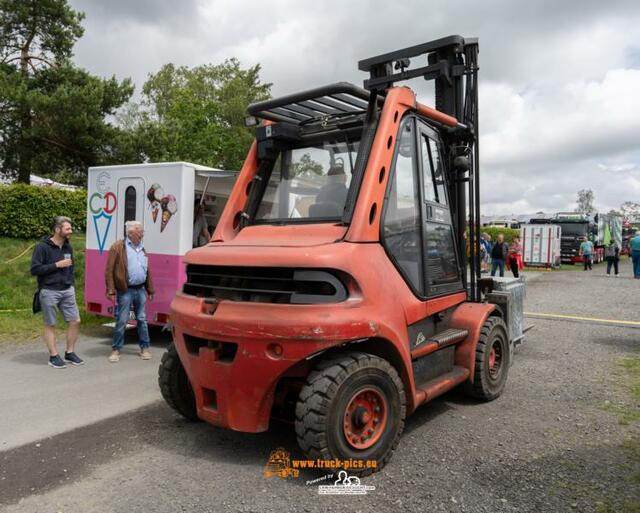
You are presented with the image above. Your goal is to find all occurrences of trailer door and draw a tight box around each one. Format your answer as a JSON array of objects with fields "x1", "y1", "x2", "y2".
[{"x1": 116, "y1": 177, "x2": 145, "y2": 239}]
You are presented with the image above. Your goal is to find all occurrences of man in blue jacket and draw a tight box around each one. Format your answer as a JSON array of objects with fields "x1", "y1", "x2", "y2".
[{"x1": 31, "y1": 216, "x2": 83, "y2": 369}]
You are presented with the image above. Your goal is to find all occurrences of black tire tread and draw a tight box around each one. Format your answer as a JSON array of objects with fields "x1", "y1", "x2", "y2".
[
  {"x1": 464, "y1": 316, "x2": 509, "y2": 401},
  {"x1": 158, "y1": 342, "x2": 200, "y2": 422},
  {"x1": 295, "y1": 352, "x2": 406, "y2": 475}
]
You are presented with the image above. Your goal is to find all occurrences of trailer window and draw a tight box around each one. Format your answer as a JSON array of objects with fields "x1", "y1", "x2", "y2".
[{"x1": 382, "y1": 120, "x2": 424, "y2": 295}]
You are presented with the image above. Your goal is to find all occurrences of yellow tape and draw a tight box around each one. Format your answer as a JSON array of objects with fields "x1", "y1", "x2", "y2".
[
  {"x1": 524, "y1": 311, "x2": 640, "y2": 327},
  {"x1": 2, "y1": 243, "x2": 35, "y2": 264}
]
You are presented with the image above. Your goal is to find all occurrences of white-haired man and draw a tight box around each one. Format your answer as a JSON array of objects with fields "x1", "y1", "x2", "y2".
[{"x1": 105, "y1": 221, "x2": 154, "y2": 362}]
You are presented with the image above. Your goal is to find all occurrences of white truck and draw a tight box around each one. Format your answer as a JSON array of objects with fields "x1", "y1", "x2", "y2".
[
  {"x1": 84, "y1": 162, "x2": 237, "y2": 325},
  {"x1": 520, "y1": 223, "x2": 562, "y2": 269}
]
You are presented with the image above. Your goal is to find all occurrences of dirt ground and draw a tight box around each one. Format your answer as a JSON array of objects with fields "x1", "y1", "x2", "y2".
[{"x1": 0, "y1": 262, "x2": 638, "y2": 513}]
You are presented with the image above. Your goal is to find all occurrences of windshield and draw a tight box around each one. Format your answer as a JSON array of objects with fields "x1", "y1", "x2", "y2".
[
  {"x1": 559, "y1": 222, "x2": 588, "y2": 237},
  {"x1": 254, "y1": 138, "x2": 359, "y2": 222}
]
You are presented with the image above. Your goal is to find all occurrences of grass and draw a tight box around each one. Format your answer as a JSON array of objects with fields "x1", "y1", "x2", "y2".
[
  {"x1": 617, "y1": 357, "x2": 640, "y2": 425},
  {"x1": 599, "y1": 356, "x2": 640, "y2": 512},
  {"x1": 601, "y1": 356, "x2": 640, "y2": 425},
  {"x1": 0, "y1": 234, "x2": 106, "y2": 344}
]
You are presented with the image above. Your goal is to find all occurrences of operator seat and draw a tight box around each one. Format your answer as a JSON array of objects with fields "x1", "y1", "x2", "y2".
[{"x1": 310, "y1": 164, "x2": 348, "y2": 217}]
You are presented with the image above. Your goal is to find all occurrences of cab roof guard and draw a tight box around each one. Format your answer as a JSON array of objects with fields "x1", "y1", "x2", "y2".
[{"x1": 247, "y1": 82, "x2": 383, "y2": 125}]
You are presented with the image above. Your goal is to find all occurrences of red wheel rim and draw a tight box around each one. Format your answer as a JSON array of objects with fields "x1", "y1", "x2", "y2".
[
  {"x1": 343, "y1": 387, "x2": 388, "y2": 450},
  {"x1": 488, "y1": 340, "x2": 503, "y2": 380}
]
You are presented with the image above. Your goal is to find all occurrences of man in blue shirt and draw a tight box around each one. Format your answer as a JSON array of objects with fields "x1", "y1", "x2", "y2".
[
  {"x1": 105, "y1": 221, "x2": 155, "y2": 362},
  {"x1": 630, "y1": 230, "x2": 640, "y2": 278},
  {"x1": 579, "y1": 238, "x2": 594, "y2": 271}
]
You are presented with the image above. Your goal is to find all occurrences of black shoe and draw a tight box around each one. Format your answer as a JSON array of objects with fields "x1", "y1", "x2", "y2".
[
  {"x1": 48, "y1": 355, "x2": 67, "y2": 369},
  {"x1": 64, "y1": 352, "x2": 85, "y2": 366}
]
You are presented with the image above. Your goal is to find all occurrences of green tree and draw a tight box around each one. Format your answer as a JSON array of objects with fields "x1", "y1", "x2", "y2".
[
  {"x1": 0, "y1": 0, "x2": 134, "y2": 184},
  {"x1": 575, "y1": 188, "x2": 595, "y2": 215},
  {"x1": 132, "y1": 59, "x2": 271, "y2": 171},
  {"x1": 292, "y1": 153, "x2": 323, "y2": 177},
  {"x1": 620, "y1": 201, "x2": 640, "y2": 220}
]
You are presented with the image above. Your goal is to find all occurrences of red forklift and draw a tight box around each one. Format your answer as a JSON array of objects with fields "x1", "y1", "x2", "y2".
[{"x1": 159, "y1": 35, "x2": 526, "y2": 473}]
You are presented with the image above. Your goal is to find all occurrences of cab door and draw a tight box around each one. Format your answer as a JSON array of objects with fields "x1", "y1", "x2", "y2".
[{"x1": 416, "y1": 121, "x2": 463, "y2": 297}]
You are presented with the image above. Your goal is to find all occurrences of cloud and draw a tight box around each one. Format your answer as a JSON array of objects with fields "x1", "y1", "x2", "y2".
[
  {"x1": 480, "y1": 67, "x2": 640, "y2": 214},
  {"x1": 66, "y1": 0, "x2": 640, "y2": 215}
]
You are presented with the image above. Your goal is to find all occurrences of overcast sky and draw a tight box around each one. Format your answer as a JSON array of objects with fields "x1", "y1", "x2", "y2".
[{"x1": 68, "y1": 0, "x2": 640, "y2": 215}]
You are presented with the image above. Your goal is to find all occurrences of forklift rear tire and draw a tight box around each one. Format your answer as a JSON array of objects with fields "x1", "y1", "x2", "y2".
[
  {"x1": 158, "y1": 342, "x2": 200, "y2": 422},
  {"x1": 464, "y1": 316, "x2": 510, "y2": 401},
  {"x1": 295, "y1": 352, "x2": 406, "y2": 475}
]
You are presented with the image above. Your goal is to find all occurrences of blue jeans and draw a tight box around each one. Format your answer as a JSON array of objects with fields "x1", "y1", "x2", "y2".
[
  {"x1": 491, "y1": 258, "x2": 505, "y2": 277},
  {"x1": 632, "y1": 250, "x2": 640, "y2": 278},
  {"x1": 112, "y1": 287, "x2": 150, "y2": 351}
]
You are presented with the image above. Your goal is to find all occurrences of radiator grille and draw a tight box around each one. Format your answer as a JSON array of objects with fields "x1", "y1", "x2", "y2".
[{"x1": 183, "y1": 265, "x2": 348, "y2": 304}]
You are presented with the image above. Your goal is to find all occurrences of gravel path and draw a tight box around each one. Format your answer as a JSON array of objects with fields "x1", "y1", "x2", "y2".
[{"x1": 1, "y1": 261, "x2": 638, "y2": 513}]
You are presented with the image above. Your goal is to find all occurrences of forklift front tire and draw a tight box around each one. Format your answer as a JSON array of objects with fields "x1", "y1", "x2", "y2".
[
  {"x1": 158, "y1": 342, "x2": 200, "y2": 422},
  {"x1": 464, "y1": 316, "x2": 510, "y2": 401},
  {"x1": 295, "y1": 352, "x2": 406, "y2": 475}
]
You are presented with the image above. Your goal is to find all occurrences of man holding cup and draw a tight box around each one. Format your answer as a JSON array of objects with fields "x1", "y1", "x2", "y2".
[{"x1": 30, "y1": 216, "x2": 83, "y2": 369}]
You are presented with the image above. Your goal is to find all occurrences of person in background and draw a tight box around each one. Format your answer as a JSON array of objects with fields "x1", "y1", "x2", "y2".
[
  {"x1": 193, "y1": 199, "x2": 211, "y2": 248},
  {"x1": 579, "y1": 237, "x2": 594, "y2": 271},
  {"x1": 480, "y1": 233, "x2": 492, "y2": 273},
  {"x1": 604, "y1": 240, "x2": 620, "y2": 277},
  {"x1": 490, "y1": 233, "x2": 509, "y2": 277},
  {"x1": 105, "y1": 221, "x2": 154, "y2": 362},
  {"x1": 30, "y1": 216, "x2": 83, "y2": 369},
  {"x1": 508, "y1": 236, "x2": 522, "y2": 278},
  {"x1": 630, "y1": 230, "x2": 640, "y2": 278}
]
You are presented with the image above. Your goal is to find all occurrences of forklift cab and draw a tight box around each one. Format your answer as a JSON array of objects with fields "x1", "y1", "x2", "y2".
[{"x1": 164, "y1": 35, "x2": 527, "y2": 476}]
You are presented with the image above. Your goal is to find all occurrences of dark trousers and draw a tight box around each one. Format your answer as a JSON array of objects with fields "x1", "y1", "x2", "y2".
[
  {"x1": 606, "y1": 258, "x2": 619, "y2": 275},
  {"x1": 491, "y1": 259, "x2": 505, "y2": 277},
  {"x1": 583, "y1": 255, "x2": 592, "y2": 270},
  {"x1": 633, "y1": 250, "x2": 640, "y2": 278},
  {"x1": 509, "y1": 256, "x2": 519, "y2": 278}
]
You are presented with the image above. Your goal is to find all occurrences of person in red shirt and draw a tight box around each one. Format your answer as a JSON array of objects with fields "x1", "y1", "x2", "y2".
[{"x1": 508, "y1": 236, "x2": 522, "y2": 278}]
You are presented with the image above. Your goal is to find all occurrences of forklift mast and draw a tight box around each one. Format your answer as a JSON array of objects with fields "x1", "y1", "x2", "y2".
[{"x1": 358, "y1": 35, "x2": 481, "y2": 301}]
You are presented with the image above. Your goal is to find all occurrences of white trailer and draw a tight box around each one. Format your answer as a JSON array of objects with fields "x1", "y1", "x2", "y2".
[
  {"x1": 521, "y1": 223, "x2": 561, "y2": 269},
  {"x1": 85, "y1": 162, "x2": 237, "y2": 325}
]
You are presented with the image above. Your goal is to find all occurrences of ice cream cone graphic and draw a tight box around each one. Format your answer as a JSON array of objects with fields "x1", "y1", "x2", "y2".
[
  {"x1": 147, "y1": 183, "x2": 164, "y2": 224},
  {"x1": 160, "y1": 210, "x2": 171, "y2": 231},
  {"x1": 160, "y1": 194, "x2": 177, "y2": 232}
]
